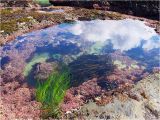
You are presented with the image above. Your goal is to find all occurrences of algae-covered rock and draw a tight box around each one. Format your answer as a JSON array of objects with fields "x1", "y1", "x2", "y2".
[
  {"x1": 34, "y1": 62, "x2": 59, "y2": 81},
  {"x1": 1, "y1": 0, "x2": 39, "y2": 7},
  {"x1": 77, "y1": 73, "x2": 160, "y2": 120}
]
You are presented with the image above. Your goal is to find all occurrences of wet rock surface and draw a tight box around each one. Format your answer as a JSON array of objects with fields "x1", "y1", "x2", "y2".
[
  {"x1": 64, "y1": 72, "x2": 160, "y2": 120},
  {"x1": 61, "y1": 63, "x2": 148, "y2": 113}
]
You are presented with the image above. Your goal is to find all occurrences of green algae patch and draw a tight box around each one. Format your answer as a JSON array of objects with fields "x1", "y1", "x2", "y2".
[
  {"x1": 23, "y1": 53, "x2": 49, "y2": 76},
  {"x1": 1, "y1": 17, "x2": 33, "y2": 35},
  {"x1": 0, "y1": 9, "x2": 34, "y2": 35},
  {"x1": 36, "y1": 66, "x2": 70, "y2": 119},
  {"x1": 0, "y1": 9, "x2": 13, "y2": 15},
  {"x1": 1, "y1": 20, "x2": 18, "y2": 35},
  {"x1": 0, "y1": 8, "x2": 64, "y2": 36}
]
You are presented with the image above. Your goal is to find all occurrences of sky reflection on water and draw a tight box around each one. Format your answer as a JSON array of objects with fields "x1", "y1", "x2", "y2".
[
  {"x1": 1, "y1": 19, "x2": 160, "y2": 70},
  {"x1": 69, "y1": 19, "x2": 160, "y2": 51}
]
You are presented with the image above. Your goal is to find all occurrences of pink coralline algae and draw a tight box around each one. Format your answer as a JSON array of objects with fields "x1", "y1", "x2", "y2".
[
  {"x1": 1, "y1": 83, "x2": 41, "y2": 119},
  {"x1": 61, "y1": 67, "x2": 147, "y2": 112},
  {"x1": 61, "y1": 92, "x2": 83, "y2": 112}
]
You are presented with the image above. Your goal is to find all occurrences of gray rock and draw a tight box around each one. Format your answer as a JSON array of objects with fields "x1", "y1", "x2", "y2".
[{"x1": 78, "y1": 73, "x2": 160, "y2": 120}]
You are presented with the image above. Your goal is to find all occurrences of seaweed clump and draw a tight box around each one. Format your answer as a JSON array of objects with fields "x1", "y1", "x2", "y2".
[
  {"x1": 36, "y1": 67, "x2": 70, "y2": 119},
  {"x1": 69, "y1": 54, "x2": 115, "y2": 87}
]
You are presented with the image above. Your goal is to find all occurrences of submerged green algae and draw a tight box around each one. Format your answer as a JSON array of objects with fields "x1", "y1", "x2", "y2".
[
  {"x1": 36, "y1": 66, "x2": 70, "y2": 119},
  {"x1": 52, "y1": 54, "x2": 62, "y2": 60},
  {"x1": 89, "y1": 41, "x2": 106, "y2": 54}
]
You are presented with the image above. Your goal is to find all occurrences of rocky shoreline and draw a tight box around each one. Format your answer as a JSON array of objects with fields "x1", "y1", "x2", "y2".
[
  {"x1": 0, "y1": 6, "x2": 159, "y2": 45},
  {"x1": 74, "y1": 71, "x2": 160, "y2": 120},
  {"x1": 49, "y1": 0, "x2": 159, "y2": 20}
]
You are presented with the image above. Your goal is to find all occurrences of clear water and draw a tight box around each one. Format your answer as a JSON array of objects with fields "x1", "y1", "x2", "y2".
[{"x1": 1, "y1": 19, "x2": 160, "y2": 84}]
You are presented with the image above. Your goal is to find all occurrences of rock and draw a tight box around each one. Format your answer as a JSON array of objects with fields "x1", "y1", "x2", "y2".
[
  {"x1": 97, "y1": 79, "x2": 118, "y2": 91},
  {"x1": 2, "y1": 65, "x2": 25, "y2": 83},
  {"x1": 1, "y1": 48, "x2": 33, "y2": 83},
  {"x1": 1, "y1": 87, "x2": 41, "y2": 119},
  {"x1": 153, "y1": 67, "x2": 160, "y2": 73},
  {"x1": 50, "y1": 1, "x2": 159, "y2": 20},
  {"x1": 1, "y1": 81, "x2": 20, "y2": 95},
  {"x1": 34, "y1": 62, "x2": 58, "y2": 81},
  {"x1": 0, "y1": 0, "x2": 39, "y2": 8},
  {"x1": 75, "y1": 73, "x2": 160, "y2": 120},
  {"x1": 62, "y1": 54, "x2": 147, "y2": 113},
  {"x1": 61, "y1": 92, "x2": 83, "y2": 112}
]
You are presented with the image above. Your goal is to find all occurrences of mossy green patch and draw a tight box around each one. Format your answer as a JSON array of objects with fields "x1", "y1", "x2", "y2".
[
  {"x1": 1, "y1": 16, "x2": 33, "y2": 34},
  {"x1": 1, "y1": 20, "x2": 17, "y2": 35},
  {"x1": 23, "y1": 53, "x2": 49, "y2": 76},
  {"x1": 0, "y1": 9, "x2": 13, "y2": 15},
  {"x1": 16, "y1": 17, "x2": 32, "y2": 23},
  {"x1": 0, "y1": 9, "x2": 33, "y2": 35},
  {"x1": 0, "y1": 8, "x2": 64, "y2": 35}
]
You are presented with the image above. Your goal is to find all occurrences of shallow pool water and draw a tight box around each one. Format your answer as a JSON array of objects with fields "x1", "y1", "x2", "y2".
[{"x1": 0, "y1": 19, "x2": 159, "y2": 85}]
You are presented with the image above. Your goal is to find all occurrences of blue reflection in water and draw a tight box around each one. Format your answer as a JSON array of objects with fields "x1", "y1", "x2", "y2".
[{"x1": 0, "y1": 19, "x2": 160, "y2": 70}]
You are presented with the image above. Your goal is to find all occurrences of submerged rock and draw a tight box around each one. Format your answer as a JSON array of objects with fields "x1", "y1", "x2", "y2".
[
  {"x1": 97, "y1": 78, "x2": 118, "y2": 91},
  {"x1": 34, "y1": 62, "x2": 59, "y2": 81}
]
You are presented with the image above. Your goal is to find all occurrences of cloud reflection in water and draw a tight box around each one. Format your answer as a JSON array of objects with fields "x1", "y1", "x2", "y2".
[{"x1": 69, "y1": 19, "x2": 160, "y2": 51}]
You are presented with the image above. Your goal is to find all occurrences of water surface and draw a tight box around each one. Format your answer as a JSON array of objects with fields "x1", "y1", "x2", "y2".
[{"x1": 1, "y1": 19, "x2": 159, "y2": 83}]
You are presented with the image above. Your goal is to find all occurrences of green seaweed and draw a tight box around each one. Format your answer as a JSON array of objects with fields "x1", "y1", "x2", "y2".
[{"x1": 36, "y1": 66, "x2": 70, "y2": 119}]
